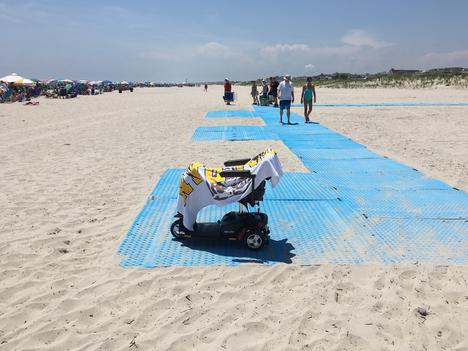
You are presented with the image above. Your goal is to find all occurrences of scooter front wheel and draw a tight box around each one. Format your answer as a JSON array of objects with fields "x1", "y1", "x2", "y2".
[
  {"x1": 243, "y1": 230, "x2": 266, "y2": 250},
  {"x1": 170, "y1": 219, "x2": 188, "y2": 239}
]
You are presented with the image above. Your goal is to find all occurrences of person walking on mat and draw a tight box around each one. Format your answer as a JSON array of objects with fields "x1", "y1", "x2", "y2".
[
  {"x1": 277, "y1": 74, "x2": 294, "y2": 124},
  {"x1": 301, "y1": 77, "x2": 317, "y2": 123}
]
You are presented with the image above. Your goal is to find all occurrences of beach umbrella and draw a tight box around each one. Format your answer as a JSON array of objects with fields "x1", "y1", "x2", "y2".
[
  {"x1": 61, "y1": 79, "x2": 73, "y2": 83},
  {"x1": 120, "y1": 81, "x2": 129, "y2": 85},
  {"x1": 46, "y1": 79, "x2": 60, "y2": 87},
  {"x1": 14, "y1": 78, "x2": 35, "y2": 86},
  {"x1": 0, "y1": 73, "x2": 24, "y2": 83},
  {"x1": 102, "y1": 80, "x2": 112, "y2": 84}
]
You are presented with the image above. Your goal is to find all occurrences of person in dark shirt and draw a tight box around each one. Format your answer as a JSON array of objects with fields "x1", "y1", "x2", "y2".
[
  {"x1": 224, "y1": 78, "x2": 232, "y2": 105},
  {"x1": 268, "y1": 77, "x2": 279, "y2": 107}
]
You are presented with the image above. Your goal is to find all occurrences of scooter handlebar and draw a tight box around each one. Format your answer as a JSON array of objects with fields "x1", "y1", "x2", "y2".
[
  {"x1": 219, "y1": 170, "x2": 253, "y2": 178},
  {"x1": 223, "y1": 158, "x2": 251, "y2": 166}
]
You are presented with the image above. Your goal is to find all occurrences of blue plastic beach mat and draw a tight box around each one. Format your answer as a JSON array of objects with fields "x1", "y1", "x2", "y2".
[
  {"x1": 117, "y1": 106, "x2": 468, "y2": 267},
  {"x1": 192, "y1": 126, "x2": 278, "y2": 141},
  {"x1": 118, "y1": 171, "x2": 468, "y2": 267},
  {"x1": 291, "y1": 102, "x2": 468, "y2": 107},
  {"x1": 206, "y1": 110, "x2": 260, "y2": 118}
]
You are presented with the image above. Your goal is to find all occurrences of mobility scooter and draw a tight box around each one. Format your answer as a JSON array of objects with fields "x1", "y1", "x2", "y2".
[{"x1": 170, "y1": 157, "x2": 272, "y2": 250}]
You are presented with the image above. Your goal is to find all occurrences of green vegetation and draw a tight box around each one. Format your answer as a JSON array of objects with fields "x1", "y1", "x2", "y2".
[
  {"x1": 240, "y1": 72, "x2": 468, "y2": 88},
  {"x1": 309, "y1": 73, "x2": 468, "y2": 89}
]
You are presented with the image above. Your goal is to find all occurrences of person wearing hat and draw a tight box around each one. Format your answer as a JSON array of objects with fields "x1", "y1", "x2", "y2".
[
  {"x1": 277, "y1": 74, "x2": 294, "y2": 124},
  {"x1": 261, "y1": 79, "x2": 268, "y2": 97}
]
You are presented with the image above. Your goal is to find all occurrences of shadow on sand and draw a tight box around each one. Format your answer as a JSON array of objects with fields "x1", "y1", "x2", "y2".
[{"x1": 175, "y1": 238, "x2": 296, "y2": 264}]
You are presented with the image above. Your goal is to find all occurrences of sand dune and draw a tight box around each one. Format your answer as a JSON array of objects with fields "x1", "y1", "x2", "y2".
[{"x1": 0, "y1": 86, "x2": 467, "y2": 350}]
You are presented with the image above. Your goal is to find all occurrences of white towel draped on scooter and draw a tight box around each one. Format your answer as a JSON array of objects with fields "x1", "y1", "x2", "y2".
[{"x1": 177, "y1": 148, "x2": 283, "y2": 231}]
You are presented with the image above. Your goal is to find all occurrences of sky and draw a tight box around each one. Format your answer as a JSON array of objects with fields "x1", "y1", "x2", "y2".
[{"x1": 1, "y1": 0, "x2": 468, "y2": 82}]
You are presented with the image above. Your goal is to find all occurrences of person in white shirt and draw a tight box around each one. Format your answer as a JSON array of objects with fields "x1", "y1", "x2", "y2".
[{"x1": 277, "y1": 74, "x2": 294, "y2": 124}]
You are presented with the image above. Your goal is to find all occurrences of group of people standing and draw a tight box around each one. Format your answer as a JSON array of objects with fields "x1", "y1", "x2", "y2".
[{"x1": 250, "y1": 76, "x2": 317, "y2": 124}]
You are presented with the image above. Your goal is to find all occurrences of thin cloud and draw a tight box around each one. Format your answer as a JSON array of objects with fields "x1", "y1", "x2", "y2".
[
  {"x1": 341, "y1": 29, "x2": 392, "y2": 49},
  {"x1": 261, "y1": 44, "x2": 311, "y2": 56},
  {"x1": 141, "y1": 41, "x2": 253, "y2": 64},
  {"x1": 260, "y1": 30, "x2": 392, "y2": 58},
  {"x1": 0, "y1": 1, "x2": 52, "y2": 24},
  {"x1": 304, "y1": 63, "x2": 316, "y2": 73},
  {"x1": 139, "y1": 49, "x2": 183, "y2": 62},
  {"x1": 419, "y1": 49, "x2": 468, "y2": 68},
  {"x1": 99, "y1": 5, "x2": 146, "y2": 26},
  {"x1": 195, "y1": 42, "x2": 231, "y2": 58}
]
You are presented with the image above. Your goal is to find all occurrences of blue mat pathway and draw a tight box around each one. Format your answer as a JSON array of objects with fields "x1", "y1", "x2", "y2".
[
  {"x1": 292, "y1": 102, "x2": 468, "y2": 107},
  {"x1": 118, "y1": 107, "x2": 468, "y2": 267}
]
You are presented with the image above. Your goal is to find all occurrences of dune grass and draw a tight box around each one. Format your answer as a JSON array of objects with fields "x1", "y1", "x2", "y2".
[{"x1": 241, "y1": 72, "x2": 468, "y2": 89}]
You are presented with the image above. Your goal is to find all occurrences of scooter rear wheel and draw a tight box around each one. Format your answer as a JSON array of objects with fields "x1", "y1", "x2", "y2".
[
  {"x1": 171, "y1": 219, "x2": 187, "y2": 239},
  {"x1": 243, "y1": 230, "x2": 266, "y2": 250}
]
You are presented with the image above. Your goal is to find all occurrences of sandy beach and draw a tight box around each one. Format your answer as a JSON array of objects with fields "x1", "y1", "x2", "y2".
[{"x1": 1, "y1": 86, "x2": 467, "y2": 350}]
